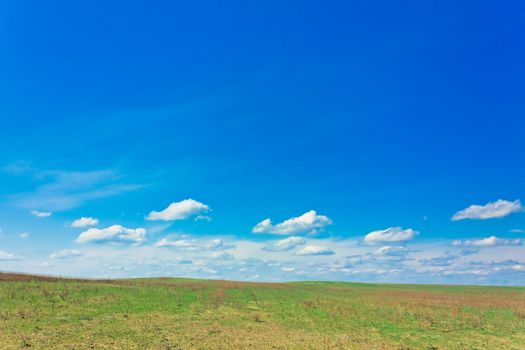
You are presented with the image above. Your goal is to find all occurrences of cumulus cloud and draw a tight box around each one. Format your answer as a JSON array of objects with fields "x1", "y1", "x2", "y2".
[
  {"x1": 19, "y1": 232, "x2": 29, "y2": 239},
  {"x1": 453, "y1": 236, "x2": 521, "y2": 247},
  {"x1": 71, "y1": 217, "x2": 99, "y2": 228},
  {"x1": 146, "y1": 199, "x2": 210, "y2": 221},
  {"x1": 262, "y1": 236, "x2": 306, "y2": 252},
  {"x1": 451, "y1": 199, "x2": 522, "y2": 221},
  {"x1": 252, "y1": 210, "x2": 332, "y2": 235},
  {"x1": 364, "y1": 227, "x2": 418, "y2": 244},
  {"x1": 31, "y1": 210, "x2": 52, "y2": 218},
  {"x1": 76, "y1": 225, "x2": 146, "y2": 244},
  {"x1": 50, "y1": 249, "x2": 82, "y2": 259},
  {"x1": 0, "y1": 251, "x2": 21, "y2": 261},
  {"x1": 295, "y1": 245, "x2": 335, "y2": 256}
]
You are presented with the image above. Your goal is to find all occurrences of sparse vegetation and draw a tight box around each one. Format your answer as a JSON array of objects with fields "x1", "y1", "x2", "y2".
[{"x1": 1, "y1": 273, "x2": 524, "y2": 349}]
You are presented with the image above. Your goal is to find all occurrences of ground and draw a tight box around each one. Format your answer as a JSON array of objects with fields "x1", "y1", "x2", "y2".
[{"x1": 0, "y1": 273, "x2": 524, "y2": 349}]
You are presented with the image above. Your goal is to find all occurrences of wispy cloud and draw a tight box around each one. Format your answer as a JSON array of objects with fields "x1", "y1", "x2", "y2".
[
  {"x1": 0, "y1": 251, "x2": 21, "y2": 261},
  {"x1": 1, "y1": 161, "x2": 33, "y2": 175},
  {"x1": 262, "y1": 236, "x2": 306, "y2": 252},
  {"x1": 50, "y1": 249, "x2": 82, "y2": 259},
  {"x1": 373, "y1": 245, "x2": 409, "y2": 256},
  {"x1": 154, "y1": 237, "x2": 233, "y2": 251},
  {"x1": 337, "y1": 245, "x2": 412, "y2": 268},
  {"x1": 194, "y1": 215, "x2": 212, "y2": 222},
  {"x1": 452, "y1": 236, "x2": 521, "y2": 247},
  {"x1": 31, "y1": 210, "x2": 52, "y2": 217},
  {"x1": 7, "y1": 167, "x2": 144, "y2": 211},
  {"x1": 419, "y1": 254, "x2": 459, "y2": 267},
  {"x1": 452, "y1": 199, "x2": 522, "y2": 221},
  {"x1": 146, "y1": 199, "x2": 210, "y2": 221},
  {"x1": 252, "y1": 210, "x2": 332, "y2": 235},
  {"x1": 208, "y1": 251, "x2": 234, "y2": 260},
  {"x1": 1, "y1": 235, "x2": 524, "y2": 284}
]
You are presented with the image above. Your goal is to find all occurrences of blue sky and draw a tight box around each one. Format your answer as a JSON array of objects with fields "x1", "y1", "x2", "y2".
[{"x1": 0, "y1": 1, "x2": 524, "y2": 284}]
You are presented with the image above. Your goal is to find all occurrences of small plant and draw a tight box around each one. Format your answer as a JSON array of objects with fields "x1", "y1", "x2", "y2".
[
  {"x1": 211, "y1": 288, "x2": 226, "y2": 307},
  {"x1": 303, "y1": 299, "x2": 316, "y2": 308},
  {"x1": 253, "y1": 312, "x2": 264, "y2": 323},
  {"x1": 20, "y1": 337, "x2": 31, "y2": 348},
  {"x1": 17, "y1": 308, "x2": 28, "y2": 319}
]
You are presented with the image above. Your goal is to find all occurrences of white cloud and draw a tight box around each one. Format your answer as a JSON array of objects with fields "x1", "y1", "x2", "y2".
[
  {"x1": 31, "y1": 210, "x2": 52, "y2": 218},
  {"x1": 146, "y1": 199, "x2": 210, "y2": 221},
  {"x1": 336, "y1": 245, "x2": 411, "y2": 268},
  {"x1": 208, "y1": 238, "x2": 233, "y2": 250},
  {"x1": 295, "y1": 245, "x2": 335, "y2": 256},
  {"x1": 19, "y1": 232, "x2": 29, "y2": 239},
  {"x1": 71, "y1": 217, "x2": 99, "y2": 228},
  {"x1": 0, "y1": 251, "x2": 21, "y2": 261},
  {"x1": 154, "y1": 238, "x2": 194, "y2": 248},
  {"x1": 252, "y1": 210, "x2": 332, "y2": 235},
  {"x1": 364, "y1": 227, "x2": 418, "y2": 244},
  {"x1": 454, "y1": 236, "x2": 521, "y2": 247},
  {"x1": 373, "y1": 246, "x2": 409, "y2": 256},
  {"x1": 198, "y1": 267, "x2": 218, "y2": 275},
  {"x1": 262, "y1": 236, "x2": 306, "y2": 252},
  {"x1": 50, "y1": 249, "x2": 82, "y2": 259},
  {"x1": 441, "y1": 269, "x2": 490, "y2": 277},
  {"x1": 419, "y1": 254, "x2": 459, "y2": 267},
  {"x1": 154, "y1": 237, "x2": 233, "y2": 251},
  {"x1": 76, "y1": 225, "x2": 146, "y2": 244},
  {"x1": 208, "y1": 251, "x2": 234, "y2": 260},
  {"x1": 3, "y1": 232, "x2": 525, "y2": 283},
  {"x1": 452, "y1": 199, "x2": 522, "y2": 221},
  {"x1": 342, "y1": 255, "x2": 368, "y2": 265}
]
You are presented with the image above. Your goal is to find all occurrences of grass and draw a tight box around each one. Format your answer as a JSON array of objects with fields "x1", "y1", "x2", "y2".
[{"x1": 1, "y1": 273, "x2": 525, "y2": 349}]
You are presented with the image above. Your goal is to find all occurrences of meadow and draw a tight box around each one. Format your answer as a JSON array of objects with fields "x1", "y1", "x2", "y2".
[{"x1": 0, "y1": 273, "x2": 524, "y2": 349}]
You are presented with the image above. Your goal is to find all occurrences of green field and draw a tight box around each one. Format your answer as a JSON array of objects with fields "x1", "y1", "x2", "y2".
[{"x1": 1, "y1": 273, "x2": 524, "y2": 349}]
